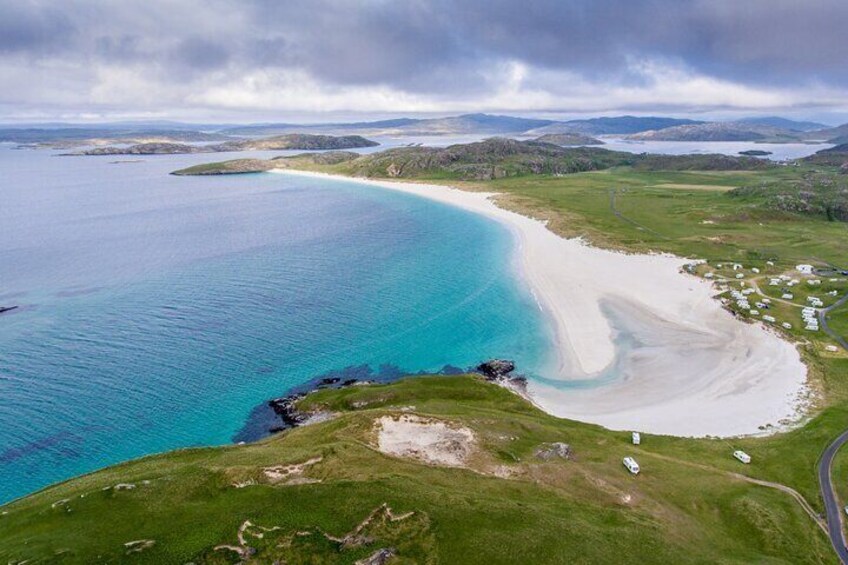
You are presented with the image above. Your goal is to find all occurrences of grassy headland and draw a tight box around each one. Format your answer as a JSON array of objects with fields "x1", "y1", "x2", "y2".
[{"x1": 0, "y1": 376, "x2": 837, "y2": 563}]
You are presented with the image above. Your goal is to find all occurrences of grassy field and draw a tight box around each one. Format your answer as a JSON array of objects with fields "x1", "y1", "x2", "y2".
[{"x1": 0, "y1": 376, "x2": 837, "y2": 563}]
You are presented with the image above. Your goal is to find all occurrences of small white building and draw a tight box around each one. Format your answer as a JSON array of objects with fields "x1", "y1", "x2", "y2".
[
  {"x1": 781, "y1": 293, "x2": 794, "y2": 300},
  {"x1": 807, "y1": 279, "x2": 822, "y2": 286},
  {"x1": 762, "y1": 315, "x2": 776, "y2": 323},
  {"x1": 733, "y1": 450, "x2": 751, "y2": 464},
  {"x1": 632, "y1": 432, "x2": 641, "y2": 445},
  {"x1": 735, "y1": 273, "x2": 744, "y2": 279},
  {"x1": 782, "y1": 322, "x2": 793, "y2": 329},
  {"x1": 750, "y1": 310, "x2": 760, "y2": 316},
  {"x1": 751, "y1": 267, "x2": 760, "y2": 274},
  {"x1": 766, "y1": 261, "x2": 775, "y2": 266},
  {"x1": 733, "y1": 263, "x2": 742, "y2": 271},
  {"x1": 762, "y1": 298, "x2": 771, "y2": 304},
  {"x1": 704, "y1": 272, "x2": 714, "y2": 279},
  {"x1": 796, "y1": 264, "x2": 814, "y2": 275},
  {"x1": 623, "y1": 456, "x2": 640, "y2": 475},
  {"x1": 826, "y1": 345, "x2": 839, "y2": 352}
]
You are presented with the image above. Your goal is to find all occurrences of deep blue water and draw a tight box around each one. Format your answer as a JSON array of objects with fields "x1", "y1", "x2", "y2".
[{"x1": 0, "y1": 147, "x2": 554, "y2": 503}]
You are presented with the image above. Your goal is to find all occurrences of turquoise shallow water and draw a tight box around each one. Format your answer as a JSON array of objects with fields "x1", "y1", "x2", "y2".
[{"x1": 0, "y1": 148, "x2": 554, "y2": 503}]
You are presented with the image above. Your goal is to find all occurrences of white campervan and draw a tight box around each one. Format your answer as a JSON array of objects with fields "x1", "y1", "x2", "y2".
[{"x1": 623, "y1": 456, "x2": 640, "y2": 475}]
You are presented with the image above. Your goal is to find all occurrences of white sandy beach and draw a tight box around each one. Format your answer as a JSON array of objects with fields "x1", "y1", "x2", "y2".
[{"x1": 272, "y1": 169, "x2": 809, "y2": 438}]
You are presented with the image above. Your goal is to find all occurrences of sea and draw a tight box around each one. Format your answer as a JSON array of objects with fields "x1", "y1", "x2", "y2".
[{"x1": 0, "y1": 136, "x2": 828, "y2": 503}]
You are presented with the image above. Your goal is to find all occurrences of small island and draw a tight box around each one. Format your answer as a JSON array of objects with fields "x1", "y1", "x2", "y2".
[
  {"x1": 66, "y1": 134, "x2": 379, "y2": 156},
  {"x1": 739, "y1": 149, "x2": 773, "y2": 156},
  {"x1": 534, "y1": 133, "x2": 604, "y2": 146},
  {"x1": 171, "y1": 159, "x2": 277, "y2": 175}
]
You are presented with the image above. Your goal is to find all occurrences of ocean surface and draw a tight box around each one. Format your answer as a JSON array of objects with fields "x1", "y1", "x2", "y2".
[{"x1": 0, "y1": 147, "x2": 554, "y2": 503}]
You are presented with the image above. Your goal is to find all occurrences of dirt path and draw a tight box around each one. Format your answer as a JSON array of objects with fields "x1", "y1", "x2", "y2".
[{"x1": 643, "y1": 451, "x2": 827, "y2": 535}]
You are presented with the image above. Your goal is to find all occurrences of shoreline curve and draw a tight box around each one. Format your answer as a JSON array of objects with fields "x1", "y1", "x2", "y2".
[{"x1": 270, "y1": 168, "x2": 810, "y2": 438}]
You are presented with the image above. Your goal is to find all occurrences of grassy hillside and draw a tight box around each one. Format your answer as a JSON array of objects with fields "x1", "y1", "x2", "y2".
[
  {"x1": 268, "y1": 138, "x2": 771, "y2": 181},
  {"x1": 0, "y1": 376, "x2": 838, "y2": 564}
]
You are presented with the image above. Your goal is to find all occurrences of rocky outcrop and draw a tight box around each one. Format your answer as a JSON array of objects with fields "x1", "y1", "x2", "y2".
[
  {"x1": 475, "y1": 359, "x2": 528, "y2": 394},
  {"x1": 476, "y1": 359, "x2": 516, "y2": 379},
  {"x1": 267, "y1": 393, "x2": 310, "y2": 430},
  {"x1": 356, "y1": 548, "x2": 396, "y2": 565},
  {"x1": 534, "y1": 442, "x2": 573, "y2": 461}
]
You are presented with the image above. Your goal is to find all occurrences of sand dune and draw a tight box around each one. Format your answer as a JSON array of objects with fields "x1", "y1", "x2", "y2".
[{"x1": 271, "y1": 169, "x2": 809, "y2": 437}]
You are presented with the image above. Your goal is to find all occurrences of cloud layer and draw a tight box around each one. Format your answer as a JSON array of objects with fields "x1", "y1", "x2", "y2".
[{"x1": 2, "y1": 0, "x2": 847, "y2": 120}]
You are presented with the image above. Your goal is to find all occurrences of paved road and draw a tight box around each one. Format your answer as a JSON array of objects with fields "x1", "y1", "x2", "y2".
[
  {"x1": 818, "y1": 430, "x2": 848, "y2": 564},
  {"x1": 820, "y1": 292, "x2": 848, "y2": 351}
]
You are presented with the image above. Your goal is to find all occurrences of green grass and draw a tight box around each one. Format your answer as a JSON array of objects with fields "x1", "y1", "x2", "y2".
[{"x1": 0, "y1": 376, "x2": 837, "y2": 563}]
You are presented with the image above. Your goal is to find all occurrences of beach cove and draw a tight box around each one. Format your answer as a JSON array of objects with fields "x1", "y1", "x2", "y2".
[{"x1": 273, "y1": 169, "x2": 810, "y2": 437}]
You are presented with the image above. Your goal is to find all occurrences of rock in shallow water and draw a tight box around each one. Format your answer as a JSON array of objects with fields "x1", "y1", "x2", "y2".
[{"x1": 476, "y1": 359, "x2": 516, "y2": 379}]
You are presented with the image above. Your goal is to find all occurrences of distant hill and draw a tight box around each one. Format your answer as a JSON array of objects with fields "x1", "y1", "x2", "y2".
[
  {"x1": 527, "y1": 116, "x2": 703, "y2": 136},
  {"x1": 66, "y1": 142, "x2": 208, "y2": 155},
  {"x1": 804, "y1": 143, "x2": 848, "y2": 167},
  {"x1": 0, "y1": 128, "x2": 230, "y2": 145},
  {"x1": 737, "y1": 116, "x2": 828, "y2": 132},
  {"x1": 220, "y1": 118, "x2": 420, "y2": 136},
  {"x1": 68, "y1": 134, "x2": 379, "y2": 155},
  {"x1": 212, "y1": 134, "x2": 378, "y2": 151},
  {"x1": 626, "y1": 122, "x2": 804, "y2": 142},
  {"x1": 220, "y1": 114, "x2": 555, "y2": 137},
  {"x1": 323, "y1": 138, "x2": 633, "y2": 180},
  {"x1": 257, "y1": 137, "x2": 772, "y2": 181},
  {"x1": 808, "y1": 122, "x2": 848, "y2": 144},
  {"x1": 534, "y1": 133, "x2": 603, "y2": 146}
]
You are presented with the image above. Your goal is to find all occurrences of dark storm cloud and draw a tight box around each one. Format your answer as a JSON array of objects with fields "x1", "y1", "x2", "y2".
[
  {"x1": 1, "y1": 0, "x2": 847, "y2": 114},
  {"x1": 0, "y1": 2, "x2": 77, "y2": 54},
  {"x1": 236, "y1": 0, "x2": 848, "y2": 89}
]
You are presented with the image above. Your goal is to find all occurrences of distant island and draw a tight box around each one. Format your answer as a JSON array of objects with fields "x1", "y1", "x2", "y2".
[
  {"x1": 739, "y1": 149, "x2": 773, "y2": 156},
  {"x1": 65, "y1": 134, "x2": 379, "y2": 156},
  {"x1": 626, "y1": 122, "x2": 806, "y2": 143},
  {"x1": 6, "y1": 114, "x2": 848, "y2": 150},
  {"x1": 534, "y1": 133, "x2": 603, "y2": 146}
]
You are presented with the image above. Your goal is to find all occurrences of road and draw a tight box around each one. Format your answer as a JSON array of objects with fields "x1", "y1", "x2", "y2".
[
  {"x1": 818, "y1": 430, "x2": 848, "y2": 564},
  {"x1": 820, "y1": 292, "x2": 848, "y2": 351}
]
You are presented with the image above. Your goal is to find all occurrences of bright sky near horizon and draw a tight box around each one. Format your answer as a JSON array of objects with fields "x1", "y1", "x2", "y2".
[{"x1": 2, "y1": 0, "x2": 847, "y2": 123}]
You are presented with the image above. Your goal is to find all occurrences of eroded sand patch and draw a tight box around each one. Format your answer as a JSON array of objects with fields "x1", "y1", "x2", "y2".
[
  {"x1": 263, "y1": 456, "x2": 323, "y2": 484},
  {"x1": 375, "y1": 414, "x2": 475, "y2": 467}
]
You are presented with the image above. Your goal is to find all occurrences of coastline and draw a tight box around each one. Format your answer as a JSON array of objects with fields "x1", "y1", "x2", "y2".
[{"x1": 270, "y1": 168, "x2": 810, "y2": 438}]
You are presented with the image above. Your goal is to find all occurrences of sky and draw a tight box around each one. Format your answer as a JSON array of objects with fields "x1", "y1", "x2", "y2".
[{"x1": 2, "y1": 0, "x2": 848, "y2": 124}]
